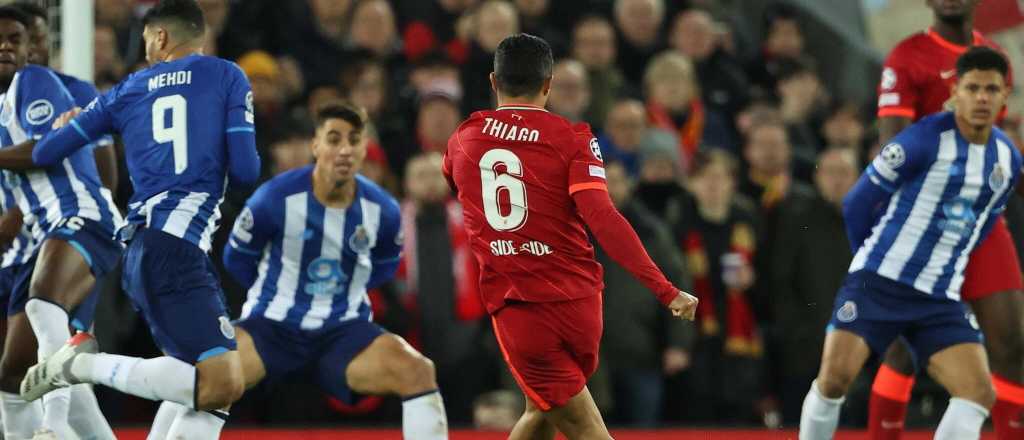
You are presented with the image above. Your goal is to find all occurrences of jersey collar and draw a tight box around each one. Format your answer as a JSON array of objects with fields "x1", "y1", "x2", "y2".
[
  {"x1": 496, "y1": 104, "x2": 549, "y2": 112},
  {"x1": 926, "y1": 27, "x2": 984, "y2": 54}
]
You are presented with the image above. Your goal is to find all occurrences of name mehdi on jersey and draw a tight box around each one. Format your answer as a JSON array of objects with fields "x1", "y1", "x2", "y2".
[{"x1": 147, "y1": 70, "x2": 193, "y2": 91}]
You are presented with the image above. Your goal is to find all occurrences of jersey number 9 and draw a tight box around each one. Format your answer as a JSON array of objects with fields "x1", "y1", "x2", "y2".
[
  {"x1": 480, "y1": 148, "x2": 528, "y2": 231},
  {"x1": 152, "y1": 94, "x2": 188, "y2": 174}
]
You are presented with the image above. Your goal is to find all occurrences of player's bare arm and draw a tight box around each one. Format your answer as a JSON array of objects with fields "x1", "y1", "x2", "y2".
[
  {"x1": 0, "y1": 139, "x2": 37, "y2": 169},
  {"x1": 878, "y1": 116, "x2": 911, "y2": 145}
]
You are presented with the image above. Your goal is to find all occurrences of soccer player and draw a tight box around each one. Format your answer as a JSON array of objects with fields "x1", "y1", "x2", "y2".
[
  {"x1": 11, "y1": 1, "x2": 118, "y2": 192},
  {"x1": 222, "y1": 102, "x2": 448, "y2": 440},
  {"x1": 443, "y1": 33, "x2": 698, "y2": 439},
  {"x1": 0, "y1": 6, "x2": 123, "y2": 439},
  {"x1": 800, "y1": 46, "x2": 1019, "y2": 440},
  {"x1": 871, "y1": 1, "x2": 1024, "y2": 438},
  {"x1": 19, "y1": 0, "x2": 259, "y2": 438}
]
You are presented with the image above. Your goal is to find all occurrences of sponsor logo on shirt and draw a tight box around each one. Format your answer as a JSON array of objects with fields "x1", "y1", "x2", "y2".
[
  {"x1": 232, "y1": 207, "x2": 254, "y2": 243},
  {"x1": 589, "y1": 138, "x2": 603, "y2": 162},
  {"x1": 349, "y1": 225, "x2": 371, "y2": 253},
  {"x1": 588, "y1": 165, "x2": 605, "y2": 179},
  {"x1": 940, "y1": 69, "x2": 956, "y2": 80},
  {"x1": 25, "y1": 99, "x2": 53, "y2": 125},
  {"x1": 219, "y1": 316, "x2": 235, "y2": 339},
  {"x1": 939, "y1": 197, "x2": 977, "y2": 235},
  {"x1": 490, "y1": 239, "x2": 553, "y2": 256},
  {"x1": 305, "y1": 257, "x2": 347, "y2": 296}
]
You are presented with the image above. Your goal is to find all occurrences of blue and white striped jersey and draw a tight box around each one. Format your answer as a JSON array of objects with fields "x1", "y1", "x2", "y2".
[
  {"x1": 65, "y1": 55, "x2": 256, "y2": 252},
  {"x1": 0, "y1": 65, "x2": 121, "y2": 238},
  {"x1": 228, "y1": 167, "x2": 402, "y2": 330},
  {"x1": 849, "y1": 112, "x2": 1023, "y2": 300},
  {"x1": 55, "y1": 71, "x2": 114, "y2": 150}
]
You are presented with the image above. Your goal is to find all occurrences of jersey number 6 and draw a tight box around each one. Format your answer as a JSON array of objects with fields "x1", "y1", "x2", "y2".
[
  {"x1": 152, "y1": 94, "x2": 188, "y2": 174},
  {"x1": 480, "y1": 148, "x2": 528, "y2": 231}
]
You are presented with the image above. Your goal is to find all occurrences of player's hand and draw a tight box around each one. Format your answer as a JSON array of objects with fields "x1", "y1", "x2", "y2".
[
  {"x1": 668, "y1": 290, "x2": 698, "y2": 320},
  {"x1": 52, "y1": 107, "x2": 82, "y2": 130}
]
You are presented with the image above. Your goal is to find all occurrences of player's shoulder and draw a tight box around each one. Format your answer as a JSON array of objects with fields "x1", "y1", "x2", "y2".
[
  {"x1": 14, "y1": 64, "x2": 60, "y2": 87},
  {"x1": 991, "y1": 126, "x2": 1022, "y2": 160},
  {"x1": 889, "y1": 31, "x2": 933, "y2": 54},
  {"x1": 254, "y1": 166, "x2": 314, "y2": 204},
  {"x1": 356, "y1": 174, "x2": 400, "y2": 215}
]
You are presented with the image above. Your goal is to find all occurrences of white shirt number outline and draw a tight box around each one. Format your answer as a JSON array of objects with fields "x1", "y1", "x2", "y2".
[{"x1": 480, "y1": 148, "x2": 528, "y2": 231}]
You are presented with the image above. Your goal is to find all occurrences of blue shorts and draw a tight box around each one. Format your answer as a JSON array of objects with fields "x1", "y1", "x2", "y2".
[
  {"x1": 6, "y1": 218, "x2": 121, "y2": 330},
  {"x1": 829, "y1": 270, "x2": 984, "y2": 367},
  {"x1": 0, "y1": 264, "x2": 15, "y2": 316},
  {"x1": 235, "y1": 315, "x2": 385, "y2": 404},
  {"x1": 122, "y1": 228, "x2": 236, "y2": 364}
]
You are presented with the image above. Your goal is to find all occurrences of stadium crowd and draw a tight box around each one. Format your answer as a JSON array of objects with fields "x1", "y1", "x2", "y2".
[{"x1": 60, "y1": 0, "x2": 1024, "y2": 431}]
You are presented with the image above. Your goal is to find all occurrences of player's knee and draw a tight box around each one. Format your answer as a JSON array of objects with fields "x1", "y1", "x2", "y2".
[
  {"x1": 817, "y1": 373, "x2": 853, "y2": 399},
  {"x1": 196, "y1": 370, "x2": 245, "y2": 410},
  {"x1": 387, "y1": 347, "x2": 436, "y2": 396},
  {"x1": 966, "y1": 381, "x2": 997, "y2": 409}
]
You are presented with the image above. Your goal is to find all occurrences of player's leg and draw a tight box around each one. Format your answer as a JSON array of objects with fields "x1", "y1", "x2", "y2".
[
  {"x1": 234, "y1": 325, "x2": 268, "y2": 389},
  {"x1": 491, "y1": 296, "x2": 608, "y2": 440},
  {"x1": 342, "y1": 329, "x2": 447, "y2": 440},
  {"x1": 68, "y1": 384, "x2": 116, "y2": 440},
  {"x1": 969, "y1": 290, "x2": 1024, "y2": 440},
  {"x1": 508, "y1": 398, "x2": 556, "y2": 440},
  {"x1": 868, "y1": 340, "x2": 917, "y2": 440},
  {"x1": 799, "y1": 329, "x2": 873, "y2": 440},
  {"x1": 925, "y1": 343, "x2": 996, "y2": 440},
  {"x1": 537, "y1": 386, "x2": 610, "y2": 440},
  {"x1": 24, "y1": 238, "x2": 96, "y2": 437},
  {"x1": 0, "y1": 312, "x2": 42, "y2": 438},
  {"x1": 146, "y1": 401, "x2": 187, "y2": 440}
]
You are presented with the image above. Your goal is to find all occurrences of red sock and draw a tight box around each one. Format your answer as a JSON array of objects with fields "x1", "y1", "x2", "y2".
[
  {"x1": 868, "y1": 364, "x2": 915, "y2": 440},
  {"x1": 992, "y1": 374, "x2": 1024, "y2": 440}
]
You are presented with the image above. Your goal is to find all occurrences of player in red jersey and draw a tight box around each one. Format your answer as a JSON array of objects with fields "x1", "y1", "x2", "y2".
[
  {"x1": 870, "y1": 1, "x2": 1024, "y2": 439},
  {"x1": 443, "y1": 34, "x2": 698, "y2": 438}
]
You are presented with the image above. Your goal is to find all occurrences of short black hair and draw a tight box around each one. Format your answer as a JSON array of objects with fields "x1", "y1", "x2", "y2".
[
  {"x1": 10, "y1": 2, "x2": 45, "y2": 23},
  {"x1": 493, "y1": 33, "x2": 553, "y2": 98},
  {"x1": 315, "y1": 101, "x2": 367, "y2": 133},
  {"x1": 142, "y1": 0, "x2": 205, "y2": 40},
  {"x1": 956, "y1": 46, "x2": 1010, "y2": 79},
  {"x1": 0, "y1": 6, "x2": 32, "y2": 30}
]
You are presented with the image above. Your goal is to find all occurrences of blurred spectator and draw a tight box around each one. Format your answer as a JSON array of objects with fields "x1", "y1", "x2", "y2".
[
  {"x1": 95, "y1": 25, "x2": 125, "y2": 87},
  {"x1": 547, "y1": 59, "x2": 590, "y2": 122},
  {"x1": 738, "y1": 112, "x2": 812, "y2": 215},
  {"x1": 614, "y1": 0, "x2": 667, "y2": 85},
  {"x1": 341, "y1": 58, "x2": 391, "y2": 126},
  {"x1": 746, "y1": 2, "x2": 806, "y2": 98},
  {"x1": 635, "y1": 133, "x2": 688, "y2": 226},
  {"x1": 770, "y1": 147, "x2": 856, "y2": 424},
  {"x1": 238, "y1": 50, "x2": 287, "y2": 141},
  {"x1": 643, "y1": 52, "x2": 734, "y2": 165},
  {"x1": 397, "y1": 0, "x2": 479, "y2": 63},
  {"x1": 775, "y1": 57, "x2": 826, "y2": 181},
  {"x1": 397, "y1": 153, "x2": 492, "y2": 424},
  {"x1": 286, "y1": 0, "x2": 353, "y2": 87},
  {"x1": 269, "y1": 134, "x2": 313, "y2": 176},
  {"x1": 347, "y1": 0, "x2": 401, "y2": 60},
  {"x1": 599, "y1": 161, "x2": 694, "y2": 427},
  {"x1": 416, "y1": 80, "x2": 464, "y2": 155},
  {"x1": 197, "y1": 0, "x2": 229, "y2": 56},
  {"x1": 96, "y1": 0, "x2": 142, "y2": 66},
  {"x1": 677, "y1": 150, "x2": 765, "y2": 423},
  {"x1": 473, "y1": 390, "x2": 523, "y2": 431},
  {"x1": 515, "y1": 0, "x2": 568, "y2": 56},
  {"x1": 669, "y1": 8, "x2": 749, "y2": 136},
  {"x1": 361, "y1": 142, "x2": 398, "y2": 194},
  {"x1": 572, "y1": 15, "x2": 627, "y2": 131},
  {"x1": 461, "y1": 0, "x2": 520, "y2": 113},
  {"x1": 821, "y1": 102, "x2": 868, "y2": 153},
  {"x1": 599, "y1": 99, "x2": 679, "y2": 178}
]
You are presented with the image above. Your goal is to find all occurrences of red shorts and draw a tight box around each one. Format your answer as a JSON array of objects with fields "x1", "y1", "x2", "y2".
[
  {"x1": 962, "y1": 216, "x2": 1024, "y2": 300},
  {"x1": 490, "y1": 294, "x2": 602, "y2": 411}
]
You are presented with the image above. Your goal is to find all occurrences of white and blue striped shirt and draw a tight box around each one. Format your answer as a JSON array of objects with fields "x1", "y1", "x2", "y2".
[
  {"x1": 226, "y1": 167, "x2": 402, "y2": 331},
  {"x1": 0, "y1": 65, "x2": 121, "y2": 239},
  {"x1": 0, "y1": 182, "x2": 38, "y2": 268},
  {"x1": 848, "y1": 112, "x2": 1022, "y2": 300}
]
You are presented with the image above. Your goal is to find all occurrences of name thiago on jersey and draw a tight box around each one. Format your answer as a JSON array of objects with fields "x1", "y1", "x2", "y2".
[
  {"x1": 147, "y1": 70, "x2": 193, "y2": 91},
  {"x1": 482, "y1": 116, "x2": 540, "y2": 142}
]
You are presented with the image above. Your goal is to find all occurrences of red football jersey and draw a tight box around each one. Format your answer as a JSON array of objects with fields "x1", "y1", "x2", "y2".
[
  {"x1": 877, "y1": 28, "x2": 1012, "y2": 121},
  {"x1": 443, "y1": 104, "x2": 608, "y2": 313}
]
